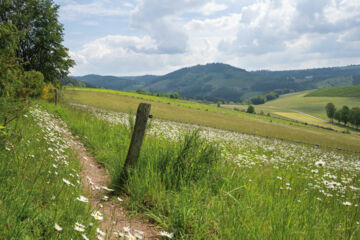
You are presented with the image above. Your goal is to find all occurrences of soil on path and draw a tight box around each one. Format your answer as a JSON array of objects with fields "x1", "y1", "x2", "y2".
[{"x1": 57, "y1": 121, "x2": 159, "y2": 239}]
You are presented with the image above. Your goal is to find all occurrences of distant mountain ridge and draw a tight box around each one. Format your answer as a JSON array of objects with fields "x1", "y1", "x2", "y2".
[{"x1": 72, "y1": 63, "x2": 360, "y2": 102}]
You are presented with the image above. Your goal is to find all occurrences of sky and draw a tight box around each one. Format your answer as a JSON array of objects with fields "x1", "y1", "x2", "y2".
[{"x1": 55, "y1": 0, "x2": 360, "y2": 76}]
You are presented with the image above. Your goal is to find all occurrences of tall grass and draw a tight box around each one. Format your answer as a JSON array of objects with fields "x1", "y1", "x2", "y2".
[
  {"x1": 43, "y1": 101, "x2": 360, "y2": 239},
  {"x1": 0, "y1": 106, "x2": 98, "y2": 239}
]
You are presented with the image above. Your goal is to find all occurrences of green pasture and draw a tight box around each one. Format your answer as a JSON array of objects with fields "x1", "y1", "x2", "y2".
[{"x1": 41, "y1": 100, "x2": 360, "y2": 239}]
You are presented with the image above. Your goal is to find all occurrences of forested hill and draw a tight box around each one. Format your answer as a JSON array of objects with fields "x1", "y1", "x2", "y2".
[{"x1": 73, "y1": 63, "x2": 360, "y2": 102}]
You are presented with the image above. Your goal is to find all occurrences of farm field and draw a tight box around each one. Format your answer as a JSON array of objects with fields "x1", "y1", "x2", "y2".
[
  {"x1": 262, "y1": 91, "x2": 360, "y2": 120},
  {"x1": 63, "y1": 88, "x2": 360, "y2": 151},
  {"x1": 39, "y1": 100, "x2": 360, "y2": 239}
]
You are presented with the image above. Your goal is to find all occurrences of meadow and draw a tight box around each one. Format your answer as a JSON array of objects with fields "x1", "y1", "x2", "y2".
[
  {"x1": 41, "y1": 100, "x2": 360, "y2": 239},
  {"x1": 63, "y1": 88, "x2": 360, "y2": 151}
]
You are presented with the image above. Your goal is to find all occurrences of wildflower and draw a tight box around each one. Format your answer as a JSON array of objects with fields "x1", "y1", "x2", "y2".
[
  {"x1": 343, "y1": 201, "x2": 352, "y2": 206},
  {"x1": 315, "y1": 160, "x2": 325, "y2": 167},
  {"x1": 117, "y1": 197, "x2": 123, "y2": 202},
  {"x1": 159, "y1": 231, "x2": 174, "y2": 238},
  {"x1": 97, "y1": 236, "x2": 104, "y2": 240},
  {"x1": 123, "y1": 226, "x2": 130, "y2": 232},
  {"x1": 97, "y1": 228, "x2": 106, "y2": 237},
  {"x1": 63, "y1": 178, "x2": 71, "y2": 185},
  {"x1": 127, "y1": 233, "x2": 136, "y2": 240},
  {"x1": 76, "y1": 195, "x2": 89, "y2": 203},
  {"x1": 276, "y1": 176, "x2": 282, "y2": 180},
  {"x1": 102, "y1": 186, "x2": 114, "y2": 192},
  {"x1": 74, "y1": 225, "x2": 85, "y2": 232},
  {"x1": 102, "y1": 195, "x2": 109, "y2": 201},
  {"x1": 82, "y1": 234, "x2": 89, "y2": 240},
  {"x1": 54, "y1": 223, "x2": 62, "y2": 231},
  {"x1": 91, "y1": 211, "x2": 104, "y2": 221}
]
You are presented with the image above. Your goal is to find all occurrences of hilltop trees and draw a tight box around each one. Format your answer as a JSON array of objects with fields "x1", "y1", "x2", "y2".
[
  {"x1": 0, "y1": 0, "x2": 74, "y2": 85},
  {"x1": 326, "y1": 103, "x2": 360, "y2": 128}
]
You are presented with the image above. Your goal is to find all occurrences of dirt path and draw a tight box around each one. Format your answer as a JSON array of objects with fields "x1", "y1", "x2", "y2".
[{"x1": 57, "y1": 121, "x2": 160, "y2": 239}]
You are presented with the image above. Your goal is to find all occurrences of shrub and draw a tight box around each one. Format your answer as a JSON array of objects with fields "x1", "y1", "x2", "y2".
[{"x1": 247, "y1": 105, "x2": 255, "y2": 114}]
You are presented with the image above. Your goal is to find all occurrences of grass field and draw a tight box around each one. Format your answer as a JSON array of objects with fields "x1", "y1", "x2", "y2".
[
  {"x1": 41, "y1": 100, "x2": 360, "y2": 239},
  {"x1": 63, "y1": 88, "x2": 360, "y2": 151},
  {"x1": 223, "y1": 91, "x2": 360, "y2": 133}
]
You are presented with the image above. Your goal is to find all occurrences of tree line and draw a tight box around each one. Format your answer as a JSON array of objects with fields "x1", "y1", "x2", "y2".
[{"x1": 325, "y1": 103, "x2": 360, "y2": 128}]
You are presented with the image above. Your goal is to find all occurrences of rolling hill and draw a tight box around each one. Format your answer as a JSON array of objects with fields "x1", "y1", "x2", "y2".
[
  {"x1": 73, "y1": 63, "x2": 360, "y2": 102},
  {"x1": 305, "y1": 85, "x2": 360, "y2": 97}
]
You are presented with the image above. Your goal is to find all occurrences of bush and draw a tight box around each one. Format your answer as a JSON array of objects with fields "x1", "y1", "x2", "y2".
[{"x1": 247, "y1": 105, "x2": 255, "y2": 114}]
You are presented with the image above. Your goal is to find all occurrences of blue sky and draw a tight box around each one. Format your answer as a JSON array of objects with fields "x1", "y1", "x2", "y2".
[{"x1": 55, "y1": 0, "x2": 360, "y2": 76}]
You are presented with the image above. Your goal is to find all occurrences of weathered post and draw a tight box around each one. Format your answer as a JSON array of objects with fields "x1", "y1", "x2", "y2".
[
  {"x1": 54, "y1": 88, "x2": 58, "y2": 105},
  {"x1": 123, "y1": 103, "x2": 151, "y2": 169}
]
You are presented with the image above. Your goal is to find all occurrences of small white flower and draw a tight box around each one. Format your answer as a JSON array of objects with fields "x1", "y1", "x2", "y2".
[
  {"x1": 97, "y1": 236, "x2": 104, "y2": 240},
  {"x1": 117, "y1": 197, "x2": 123, "y2": 202},
  {"x1": 97, "y1": 228, "x2": 106, "y2": 236},
  {"x1": 123, "y1": 226, "x2": 130, "y2": 232},
  {"x1": 276, "y1": 176, "x2": 282, "y2": 180},
  {"x1": 82, "y1": 234, "x2": 89, "y2": 240},
  {"x1": 54, "y1": 223, "x2": 62, "y2": 231},
  {"x1": 343, "y1": 201, "x2": 352, "y2": 206},
  {"x1": 62, "y1": 178, "x2": 71, "y2": 185},
  {"x1": 159, "y1": 231, "x2": 174, "y2": 238},
  {"x1": 102, "y1": 195, "x2": 109, "y2": 201},
  {"x1": 74, "y1": 226, "x2": 85, "y2": 232},
  {"x1": 102, "y1": 186, "x2": 114, "y2": 192},
  {"x1": 91, "y1": 211, "x2": 104, "y2": 221},
  {"x1": 315, "y1": 160, "x2": 325, "y2": 167},
  {"x1": 76, "y1": 195, "x2": 89, "y2": 203},
  {"x1": 127, "y1": 233, "x2": 136, "y2": 240}
]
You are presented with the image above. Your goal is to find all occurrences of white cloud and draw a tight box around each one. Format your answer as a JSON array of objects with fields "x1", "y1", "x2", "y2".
[
  {"x1": 64, "y1": 0, "x2": 360, "y2": 76},
  {"x1": 201, "y1": 1, "x2": 228, "y2": 16},
  {"x1": 131, "y1": 0, "x2": 209, "y2": 54}
]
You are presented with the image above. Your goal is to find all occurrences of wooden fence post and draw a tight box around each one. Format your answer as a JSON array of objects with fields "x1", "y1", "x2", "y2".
[
  {"x1": 123, "y1": 103, "x2": 151, "y2": 169},
  {"x1": 54, "y1": 89, "x2": 58, "y2": 105}
]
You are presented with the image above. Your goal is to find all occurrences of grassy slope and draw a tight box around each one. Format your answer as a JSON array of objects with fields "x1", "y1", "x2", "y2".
[
  {"x1": 63, "y1": 88, "x2": 360, "y2": 151},
  {"x1": 306, "y1": 85, "x2": 360, "y2": 97}
]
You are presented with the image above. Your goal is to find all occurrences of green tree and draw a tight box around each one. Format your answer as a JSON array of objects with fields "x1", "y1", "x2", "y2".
[
  {"x1": 340, "y1": 105, "x2": 350, "y2": 125},
  {"x1": 334, "y1": 109, "x2": 341, "y2": 123},
  {"x1": 0, "y1": 22, "x2": 44, "y2": 126},
  {"x1": 349, "y1": 107, "x2": 360, "y2": 128},
  {"x1": 325, "y1": 102, "x2": 336, "y2": 122},
  {"x1": 247, "y1": 105, "x2": 255, "y2": 114},
  {"x1": 0, "y1": 0, "x2": 74, "y2": 85}
]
